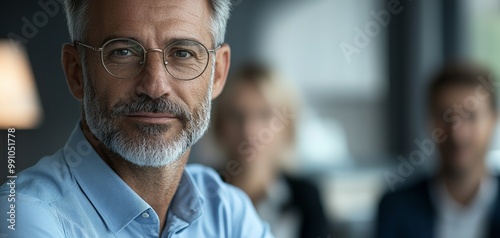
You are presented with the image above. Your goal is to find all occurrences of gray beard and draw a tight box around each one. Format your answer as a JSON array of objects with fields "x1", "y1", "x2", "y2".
[{"x1": 82, "y1": 68, "x2": 213, "y2": 168}]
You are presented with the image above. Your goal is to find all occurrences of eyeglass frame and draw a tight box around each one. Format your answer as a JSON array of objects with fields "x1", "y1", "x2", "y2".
[{"x1": 74, "y1": 37, "x2": 221, "y2": 80}]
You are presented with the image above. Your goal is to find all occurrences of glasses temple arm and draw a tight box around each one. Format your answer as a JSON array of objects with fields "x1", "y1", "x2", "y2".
[{"x1": 74, "y1": 41, "x2": 101, "y2": 51}]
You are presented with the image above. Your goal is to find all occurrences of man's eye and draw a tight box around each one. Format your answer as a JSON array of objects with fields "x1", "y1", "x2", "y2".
[
  {"x1": 113, "y1": 49, "x2": 133, "y2": 56},
  {"x1": 174, "y1": 50, "x2": 192, "y2": 58}
]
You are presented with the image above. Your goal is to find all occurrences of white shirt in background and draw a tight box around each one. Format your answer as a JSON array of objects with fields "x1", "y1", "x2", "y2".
[{"x1": 431, "y1": 175, "x2": 498, "y2": 238}]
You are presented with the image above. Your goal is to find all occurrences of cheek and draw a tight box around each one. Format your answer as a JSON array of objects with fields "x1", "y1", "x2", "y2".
[
  {"x1": 221, "y1": 123, "x2": 244, "y2": 144},
  {"x1": 267, "y1": 129, "x2": 289, "y2": 151},
  {"x1": 464, "y1": 121, "x2": 493, "y2": 156},
  {"x1": 475, "y1": 120, "x2": 495, "y2": 142},
  {"x1": 87, "y1": 65, "x2": 125, "y2": 107},
  {"x1": 98, "y1": 90, "x2": 126, "y2": 113},
  {"x1": 177, "y1": 79, "x2": 211, "y2": 111}
]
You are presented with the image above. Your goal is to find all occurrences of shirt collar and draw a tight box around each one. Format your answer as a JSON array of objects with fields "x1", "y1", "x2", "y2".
[
  {"x1": 168, "y1": 171, "x2": 204, "y2": 224},
  {"x1": 62, "y1": 122, "x2": 203, "y2": 233}
]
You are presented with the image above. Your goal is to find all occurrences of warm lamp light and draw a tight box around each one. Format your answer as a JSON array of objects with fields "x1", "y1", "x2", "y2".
[{"x1": 0, "y1": 40, "x2": 42, "y2": 129}]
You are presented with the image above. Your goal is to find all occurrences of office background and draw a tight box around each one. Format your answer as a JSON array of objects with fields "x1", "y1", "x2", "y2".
[{"x1": 2, "y1": 0, "x2": 500, "y2": 237}]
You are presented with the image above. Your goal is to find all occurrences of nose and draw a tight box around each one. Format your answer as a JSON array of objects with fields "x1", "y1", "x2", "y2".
[
  {"x1": 135, "y1": 49, "x2": 173, "y2": 99},
  {"x1": 242, "y1": 115, "x2": 264, "y2": 139},
  {"x1": 447, "y1": 121, "x2": 471, "y2": 145}
]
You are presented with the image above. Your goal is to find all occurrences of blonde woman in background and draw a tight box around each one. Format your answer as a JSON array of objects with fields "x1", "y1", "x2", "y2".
[{"x1": 213, "y1": 63, "x2": 330, "y2": 238}]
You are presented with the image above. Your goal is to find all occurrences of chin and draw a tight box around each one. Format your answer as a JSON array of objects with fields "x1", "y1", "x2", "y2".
[{"x1": 443, "y1": 160, "x2": 475, "y2": 175}]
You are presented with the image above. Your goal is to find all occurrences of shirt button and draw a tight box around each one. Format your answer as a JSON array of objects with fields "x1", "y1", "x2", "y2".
[{"x1": 142, "y1": 212, "x2": 149, "y2": 218}]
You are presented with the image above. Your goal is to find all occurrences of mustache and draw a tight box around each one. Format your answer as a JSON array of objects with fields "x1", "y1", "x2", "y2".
[{"x1": 109, "y1": 95, "x2": 191, "y2": 122}]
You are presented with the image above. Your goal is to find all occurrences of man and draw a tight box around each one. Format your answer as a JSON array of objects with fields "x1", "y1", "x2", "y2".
[
  {"x1": 0, "y1": 0, "x2": 273, "y2": 237},
  {"x1": 376, "y1": 62, "x2": 500, "y2": 238}
]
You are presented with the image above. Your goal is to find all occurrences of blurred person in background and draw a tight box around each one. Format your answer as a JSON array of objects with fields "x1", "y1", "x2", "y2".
[
  {"x1": 377, "y1": 62, "x2": 500, "y2": 238},
  {"x1": 212, "y1": 63, "x2": 331, "y2": 238}
]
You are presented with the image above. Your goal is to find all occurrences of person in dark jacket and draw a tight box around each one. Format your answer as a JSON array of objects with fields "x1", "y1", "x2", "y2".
[
  {"x1": 377, "y1": 62, "x2": 500, "y2": 238},
  {"x1": 212, "y1": 63, "x2": 331, "y2": 238}
]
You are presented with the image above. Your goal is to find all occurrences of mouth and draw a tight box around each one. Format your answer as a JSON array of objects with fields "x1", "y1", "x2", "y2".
[{"x1": 124, "y1": 112, "x2": 179, "y2": 124}]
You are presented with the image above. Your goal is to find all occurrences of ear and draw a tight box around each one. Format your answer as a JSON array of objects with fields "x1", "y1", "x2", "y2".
[
  {"x1": 211, "y1": 43, "x2": 230, "y2": 100},
  {"x1": 62, "y1": 43, "x2": 84, "y2": 100}
]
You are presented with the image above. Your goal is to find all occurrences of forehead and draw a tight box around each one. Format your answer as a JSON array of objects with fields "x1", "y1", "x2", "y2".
[
  {"x1": 433, "y1": 85, "x2": 491, "y2": 111},
  {"x1": 229, "y1": 82, "x2": 273, "y2": 109},
  {"x1": 87, "y1": 0, "x2": 212, "y2": 46}
]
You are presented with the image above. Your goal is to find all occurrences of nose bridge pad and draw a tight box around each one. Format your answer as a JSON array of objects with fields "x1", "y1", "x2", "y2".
[{"x1": 143, "y1": 48, "x2": 168, "y2": 72}]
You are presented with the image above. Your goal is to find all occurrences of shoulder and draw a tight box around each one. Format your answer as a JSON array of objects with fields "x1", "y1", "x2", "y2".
[
  {"x1": 0, "y1": 151, "x2": 74, "y2": 236},
  {"x1": 0, "y1": 151, "x2": 73, "y2": 234},
  {"x1": 0, "y1": 192, "x2": 66, "y2": 237},
  {"x1": 184, "y1": 164, "x2": 274, "y2": 238},
  {"x1": 380, "y1": 179, "x2": 430, "y2": 204},
  {"x1": 283, "y1": 174, "x2": 324, "y2": 209},
  {"x1": 0, "y1": 150, "x2": 75, "y2": 204},
  {"x1": 284, "y1": 174, "x2": 321, "y2": 196},
  {"x1": 0, "y1": 166, "x2": 69, "y2": 237},
  {"x1": 378, "y1": 178, "x2": 431, "y2": 217},
  {"x1": 184, "y1": 164, "x2": 251, "y2": 208},
  {"x1": 284, "y1": 174, "x2": 330, "y2": 237},
  {"x1": 185, "y1": 164, "x2": 223, "y2": 186}
]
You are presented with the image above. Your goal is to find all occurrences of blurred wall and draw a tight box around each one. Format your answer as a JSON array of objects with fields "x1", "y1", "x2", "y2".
[{"x1": 0, "y1": 0, "x2": 80, "y2": 182}]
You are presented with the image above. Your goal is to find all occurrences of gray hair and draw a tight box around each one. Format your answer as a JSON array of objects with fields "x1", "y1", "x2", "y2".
[{"x1": 63, "y1": 0, "x2": 232, "y2": 46}]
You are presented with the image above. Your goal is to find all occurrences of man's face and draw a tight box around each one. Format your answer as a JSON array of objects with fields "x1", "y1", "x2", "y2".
[
  {"x1": 432, "y1": 85, "x2": 497, "y2": 176},
  {"x1": 81, "y1": 0, "x2": 215, "y2": 167}
]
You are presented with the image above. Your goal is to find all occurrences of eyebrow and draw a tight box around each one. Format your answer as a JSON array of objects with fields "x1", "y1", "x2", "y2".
[{"x1": 99, "y1": 35, "x2": 208, "y2": 48}]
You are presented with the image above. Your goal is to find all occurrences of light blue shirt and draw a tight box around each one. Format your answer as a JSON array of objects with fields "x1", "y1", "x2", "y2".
[{"x1": 0, "y1": 124, "x2": 273, "y2": 238}]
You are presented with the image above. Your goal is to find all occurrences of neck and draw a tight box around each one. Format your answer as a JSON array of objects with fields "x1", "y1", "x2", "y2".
[
  {"x1": 81, "y1": 120, "x2": 188, "y2": 233},
  {"x1": 439, "y1": 163, "x2": 487, "y2": 206},
  {"x1": 229, "y1": 156, "x2": 278, "y2": 205}
]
